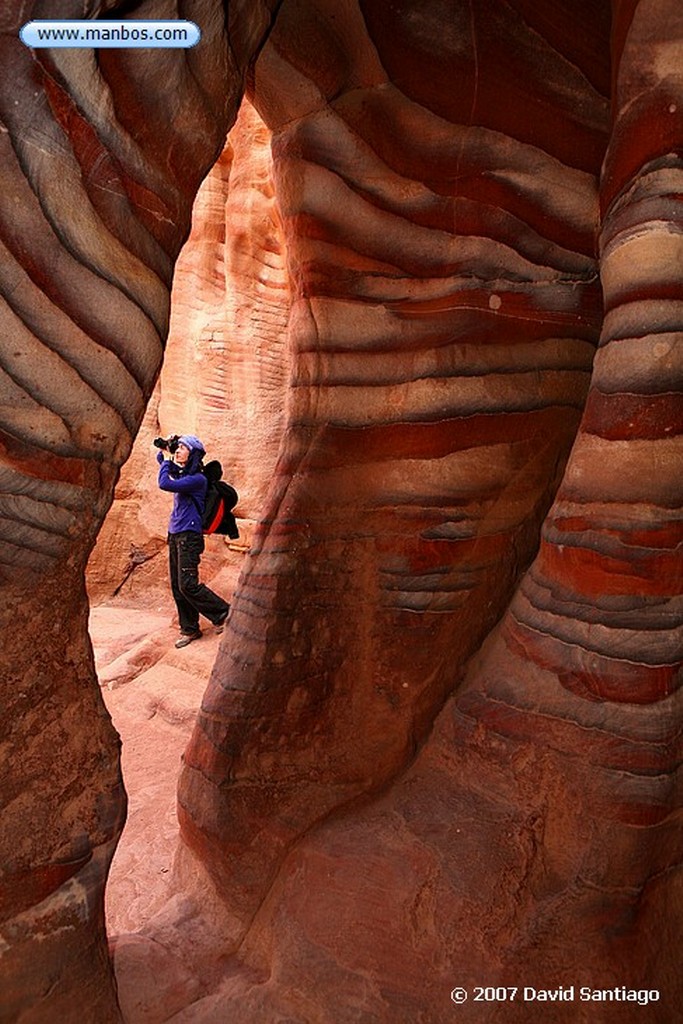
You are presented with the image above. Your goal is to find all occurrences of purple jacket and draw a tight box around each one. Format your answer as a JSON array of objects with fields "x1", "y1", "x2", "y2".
[{"x1": 157, "y1": 456, "x2": 207, "y2": 534}]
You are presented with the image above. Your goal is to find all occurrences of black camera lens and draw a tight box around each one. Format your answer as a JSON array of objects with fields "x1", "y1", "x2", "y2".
[{"x1": 153, "y1": 434, "x2": 181, "y2": 452}]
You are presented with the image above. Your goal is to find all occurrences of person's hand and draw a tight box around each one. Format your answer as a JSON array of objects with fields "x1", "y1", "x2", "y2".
[{"x1": 156, "y1": 449, "x2": 165, "y2": 464}]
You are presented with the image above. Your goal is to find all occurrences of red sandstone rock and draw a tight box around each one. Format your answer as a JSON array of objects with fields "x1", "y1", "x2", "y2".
[
  {"x1": 1, "y1": 2, "x2": 681, "y2": 1022},
  {"x1": 172, "y1": 4, "x2": 682, "y2": 1021},
  {"x1": 178, "y1": 0, "x2": 609, "y2": 933},
  {"x1": 160, "y1": 99, "x2": 291, "y2": 518},
  {"x1": 88, "y1": 98, "x2": 289, "y2": 601},
  {"x1": 0, "y1": 1, "x2": 279, "y2": 1018},
  {"x1": 110, "y1": 935, "x2": 201, "y2": 1024}
]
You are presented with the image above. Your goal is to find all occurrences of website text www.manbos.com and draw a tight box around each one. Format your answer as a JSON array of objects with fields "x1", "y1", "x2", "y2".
[{"x1": 20, "y1": 20, "x2": 201, "y2": 49}]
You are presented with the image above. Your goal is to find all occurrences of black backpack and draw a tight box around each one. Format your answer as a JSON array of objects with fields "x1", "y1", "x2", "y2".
[{"x1": 199, "y1": 460, "x2": 239, "y2": 538}]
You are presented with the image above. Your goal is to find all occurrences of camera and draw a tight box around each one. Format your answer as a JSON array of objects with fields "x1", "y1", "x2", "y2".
[{"x1": 153, "y1": 434, "x2": 180, "y2": 453}]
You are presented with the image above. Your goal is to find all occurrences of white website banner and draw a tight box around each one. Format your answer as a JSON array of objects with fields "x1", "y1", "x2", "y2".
[{"x1": 20, "y1": 20, "x2": 201, "y2": 49}]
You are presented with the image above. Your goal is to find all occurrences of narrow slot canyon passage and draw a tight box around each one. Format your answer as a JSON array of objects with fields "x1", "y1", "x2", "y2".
[
  {"x1": 92, "y1": 598, "x2": 230, "y2": 937},
  {"x1": 82, "y1": 98, "x2": 288, "y2": 964},
  {"x1": 2, "y1": 3, "x2": 681, "y2": 1021}
]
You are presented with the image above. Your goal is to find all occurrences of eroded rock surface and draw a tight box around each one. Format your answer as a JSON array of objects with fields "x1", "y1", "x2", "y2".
[
  {"x1": 1, "y1": 1, "x2": 681, "y2": 1022},
  {"x1": 179, "y1": 0, "x2": 609, "y2": 937},
  {"x1": 0, "y1": 1, "x2": 279, "y2": 1019},
  {"x1": 88, "y1": 98, "x2": 289, "y2": 603},
  {"x1": 175, "y1": 2, "x2": 681, "y2": 1020}
]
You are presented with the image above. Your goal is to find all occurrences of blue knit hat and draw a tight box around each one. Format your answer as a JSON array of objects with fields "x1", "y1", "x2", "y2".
[{"x1": 178, "y1": 434, "x2": 205, "y2": 453}]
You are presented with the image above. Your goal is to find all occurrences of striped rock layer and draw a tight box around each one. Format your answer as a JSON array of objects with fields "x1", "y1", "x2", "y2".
[
  {"x1": 159, "y1": 98, "x2": 291, "y2": 516},
  {"x1": 0, "y1": 1, "x2": 279, "y2": 1020},
  {"x1": 0, "y1": 1, "x2": 679, "y2": 1022},
  {"x1": 178, "y1": 3, "x2": 683, "y2": 1020},
  {"x1": 87, "y1": 98, "x2": 291, "y2": 599},
  {"x1": 179, "y1": 0, "x2": 609, "y2": 921}
]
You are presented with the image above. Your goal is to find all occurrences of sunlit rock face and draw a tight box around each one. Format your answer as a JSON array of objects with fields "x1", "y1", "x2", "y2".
[
  {"x1": 159, "y1": 98, "x2": 291, "y2": 517},
  {"x1": 88, "y1": 99, "x2": 289, "y2": 600}
]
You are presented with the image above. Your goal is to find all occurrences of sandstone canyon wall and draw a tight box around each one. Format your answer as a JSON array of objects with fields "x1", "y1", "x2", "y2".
[
  {"x1": 88, "y1": 98, "x2": 290, "y2": 602},
  {"x1": 0, "y1": 2, "x2": 280, "y2": 1020},
  {"x1": 179, "y1": 0, "x2": 611, "y2": 939},
  {"x1": 0, "y1": 2, "x2": 681, "y2": 1023}
]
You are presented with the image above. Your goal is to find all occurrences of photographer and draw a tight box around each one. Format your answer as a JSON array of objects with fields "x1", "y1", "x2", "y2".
[{"x1": 155, "y1": 434, "x2": 230, "y2": 648}]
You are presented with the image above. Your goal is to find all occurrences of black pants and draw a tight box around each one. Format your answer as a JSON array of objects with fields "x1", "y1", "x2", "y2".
[{"x1": 168, "y1": 531, "x2": 230, "y2": 634}]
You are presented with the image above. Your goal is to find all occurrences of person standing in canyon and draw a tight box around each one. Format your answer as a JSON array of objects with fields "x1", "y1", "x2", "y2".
[{"x1": 156, "y1": 434, "x2": 231, "y2": 647}]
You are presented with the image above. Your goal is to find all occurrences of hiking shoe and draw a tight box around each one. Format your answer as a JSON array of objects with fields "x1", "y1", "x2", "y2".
[
  {"x1": 214, "y1": 607, "x2": 230, "y2": 634},
  {"x1": 175, "y1": 630, "x2": 201, "y2": 649}
]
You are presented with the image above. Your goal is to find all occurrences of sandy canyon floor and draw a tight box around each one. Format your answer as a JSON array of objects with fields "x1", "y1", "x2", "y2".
[{"x1": 88, "y1": 552, "x2": 241, "y2": 1021}]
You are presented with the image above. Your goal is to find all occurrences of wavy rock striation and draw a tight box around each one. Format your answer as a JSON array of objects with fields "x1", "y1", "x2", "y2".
[
  {"x1": 0, "y1": 1, "x2": 680, "y2": 1022},
  {"x1": 0, "y1": 1, "x2": 279, "y2": 1019},
  {"x1": 175, "y1": 3, "x2": 683, "y2": 1021},
  {"x1": 178, "y1": 0, "x2": 610, "y2": 935},
  {"x1": 88, "y1": 98, "x2": 290, "y2": 600}
]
